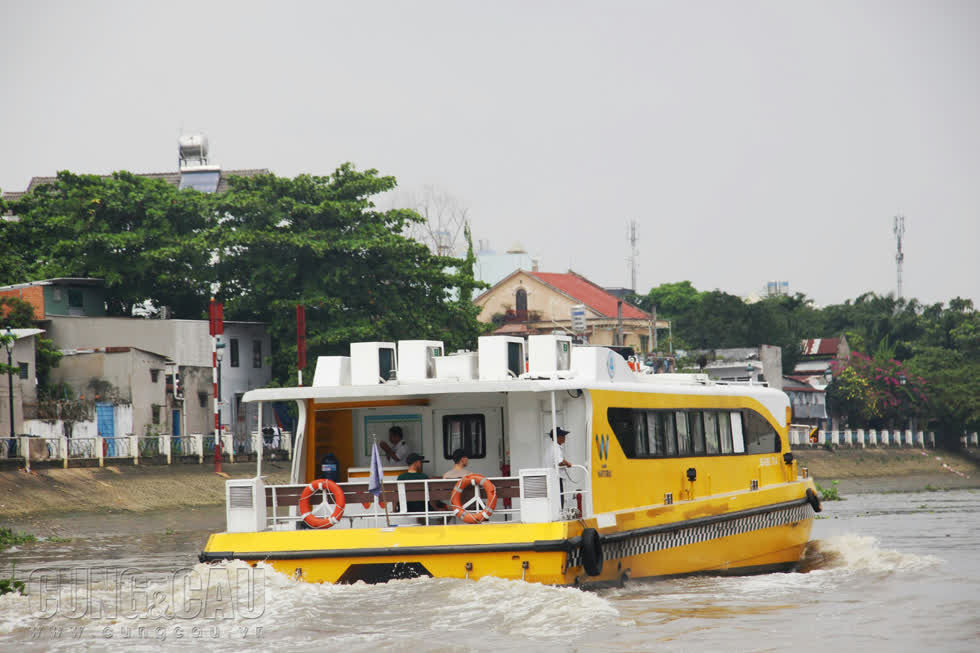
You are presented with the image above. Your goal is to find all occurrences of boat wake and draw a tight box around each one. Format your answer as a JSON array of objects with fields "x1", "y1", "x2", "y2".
[
  {"x1": 0, "y1": 560, "x2": 625, "y2": 650},
  {"x1": 801, "y1": 535, "x2": 942, "y2": 574}
]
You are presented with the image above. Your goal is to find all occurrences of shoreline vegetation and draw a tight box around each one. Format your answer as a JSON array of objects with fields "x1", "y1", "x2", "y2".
[{"x1": 0, "y1": 450, "x2": 976, "y2": 524}]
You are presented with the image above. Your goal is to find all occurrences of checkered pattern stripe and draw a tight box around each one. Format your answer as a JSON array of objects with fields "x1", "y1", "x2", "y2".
[{"x1": 569, "y1": 503, "x2": 813, "y2": 567}]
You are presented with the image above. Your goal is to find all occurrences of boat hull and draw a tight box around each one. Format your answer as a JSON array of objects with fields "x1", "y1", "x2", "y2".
[{"x1": 201, "y1": 480, "x2": 817, "y2": 586}]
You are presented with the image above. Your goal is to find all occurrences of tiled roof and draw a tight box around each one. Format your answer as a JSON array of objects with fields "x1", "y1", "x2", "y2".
[
  {"x1": 801, "y1": 337, "x2": 841, "y2": 357},
  {"x1": 2, "y1": 168, "x2": 270, "y2": 201},
  {"x1": 528, "y1": 271, "x2": 650, "y2": 319}
]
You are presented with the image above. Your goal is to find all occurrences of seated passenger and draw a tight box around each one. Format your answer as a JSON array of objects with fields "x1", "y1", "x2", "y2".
[
  {"x1": 442, "y1": 448, "x2": 470, "y2": 479},
  {"x1": 397, "y1": 453, "x2": 430, "y2": 513}
]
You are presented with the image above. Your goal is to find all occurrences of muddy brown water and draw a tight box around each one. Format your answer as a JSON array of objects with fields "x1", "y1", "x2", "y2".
[{"x1": 1, "y1": 491, "x2": 977, "y2": 651}]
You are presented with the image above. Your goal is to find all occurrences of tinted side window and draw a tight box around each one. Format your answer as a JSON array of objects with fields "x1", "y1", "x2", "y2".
[
  {"x1": 607, "y1": 408, "x2": 636, "y2": 457},
  {"x1": 744, "y1": 410, "x2": 781, "y2": 453},
  {"x1": 704, "y1": 411, "x2": 720, "y2": 454},
  {"x1": 689, "y1": 412, "x2": 706, "y2": 454}
]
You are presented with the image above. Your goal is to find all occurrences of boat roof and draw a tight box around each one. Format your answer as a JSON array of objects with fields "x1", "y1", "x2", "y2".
[{"x1": 243, "y1": 375, "x2": 787, "y2": 405}]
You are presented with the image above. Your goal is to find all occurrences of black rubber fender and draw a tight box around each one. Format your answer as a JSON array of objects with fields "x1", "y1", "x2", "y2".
[
  {"x1": 580, "y1": 527, "x2": 604, "y2": 576},
  {"x1": 806, "y1": 488, "x2": 822, "y2": 513}
]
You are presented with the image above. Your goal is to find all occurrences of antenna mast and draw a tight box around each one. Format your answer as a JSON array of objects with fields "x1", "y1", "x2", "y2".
[
  {"x1": 627, "y1": 219, "x2": 639, "y2": 292},
  {"x1": 893, "y1": 214, "x2": 906, "y2": 299}
]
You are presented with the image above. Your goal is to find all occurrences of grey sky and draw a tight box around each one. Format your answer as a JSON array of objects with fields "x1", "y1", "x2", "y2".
[{"x1": 2, "y1": 0, "x2": 977, "y2": 307}]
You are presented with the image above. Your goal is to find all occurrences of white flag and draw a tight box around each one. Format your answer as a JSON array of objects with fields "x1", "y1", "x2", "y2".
[{"x1": 368, "y1": 442, "x2": 384, "y2": 498}]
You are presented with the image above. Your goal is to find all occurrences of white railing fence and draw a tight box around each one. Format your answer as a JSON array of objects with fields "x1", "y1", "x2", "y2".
[
  {"x1": 1, "y1": 431, "x2": 292, "y2": 470},
  {"x1": 787, "y1": 427, "x2": 958, "y2": 449}
]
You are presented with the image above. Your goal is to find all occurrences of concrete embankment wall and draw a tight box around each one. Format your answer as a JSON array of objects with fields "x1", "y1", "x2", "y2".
[
  {"x1": 794, "y1": 447, "x2": 980, "y2": 492},
  {"x1": 0, "y1": 461, "x2": 292, "y2": 519}
]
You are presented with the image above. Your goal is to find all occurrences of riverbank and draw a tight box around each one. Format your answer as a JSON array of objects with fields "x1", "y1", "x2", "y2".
[
  {"x1": 794, "y1": 447, "x2": 980, "y2": 493},
  {"x1": 0, "y1": 461, "x2": 292, "y2": 521}
]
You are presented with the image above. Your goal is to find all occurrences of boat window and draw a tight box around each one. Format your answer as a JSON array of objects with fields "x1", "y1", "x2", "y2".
[
  {"x1": 704, "y1": 411, "x2": 720, "y2": 454},
  {"x1": 661, "y1": 412, "x2": 677, "y2": 456},
  {"x1": 731, "y1": 412, "x2": 745, "y2": 453},
  {"x1": 442, "y1": 414, "x2": 487, "y2": 459},
  {"x1": 675, "y1": 411, "x2": 692, "y2": 455},
  {"x1": 689, "y1": 412, "x2": 706, "y2": 454},
  {"x1": 744, "y1": 410, "x2": 781, "y2": 454},
  {"x1": 718, "y1": 412, "x2": 733, "y2": 453},
  {"x1": 607, "y1": 408, "x2": 636, "y2": 457},
  {"x1": 606, "y1": 407, "x2": 775, "y2": 459},
  {"x1": 634, "y1": 411, "x2": 650, "y2": 456},
  {"x1": 645, "y1": 412, "x2": 665, "y2": 456}
]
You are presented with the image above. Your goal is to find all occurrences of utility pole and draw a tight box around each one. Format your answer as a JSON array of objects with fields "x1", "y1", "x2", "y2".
[
  {"x1": 627, "y1": 219, "x2": 639, "y2": 293},
  {"x1": 893, "y1": 215, "x2": 906, "y2": 299}
]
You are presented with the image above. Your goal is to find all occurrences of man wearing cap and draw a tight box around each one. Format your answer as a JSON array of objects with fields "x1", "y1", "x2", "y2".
[
  {"x1": 442, "y1": 449, "x2": 470, "y2": 479},
  {"x1": 547, "y1": 427, "x2": 573, "y2": 508},
  {"x1": 397, "y1": 453, "x2": 431, "y2": 513}
]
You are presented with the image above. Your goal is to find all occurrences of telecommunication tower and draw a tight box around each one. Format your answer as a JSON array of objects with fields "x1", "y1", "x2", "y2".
[
  {"x1": 627, "y1": 219, "x2": 639, "y2": 292},
  {"x1": 893, "y1": 215, "x2": 906, "y2": 299}
]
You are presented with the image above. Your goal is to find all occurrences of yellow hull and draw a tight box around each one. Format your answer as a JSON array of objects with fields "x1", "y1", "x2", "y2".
[{"x1": 201, "y1": 479, "x2": 817, "y2": 586}]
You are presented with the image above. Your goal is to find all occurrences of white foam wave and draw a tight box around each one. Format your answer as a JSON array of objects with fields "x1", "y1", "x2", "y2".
[{"x1": 805, "y1": 535, "x2": 943, "y2": 574}]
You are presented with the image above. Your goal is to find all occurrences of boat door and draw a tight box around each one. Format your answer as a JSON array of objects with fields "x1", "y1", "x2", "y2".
[{"x1": 433, "y1": 408, "x2": 503, "y2": 478}]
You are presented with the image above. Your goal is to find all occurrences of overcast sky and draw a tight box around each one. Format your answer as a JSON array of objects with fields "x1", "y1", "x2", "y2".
[{"x1": 2, "y1": 1, "x2": 977, "y2": 307}]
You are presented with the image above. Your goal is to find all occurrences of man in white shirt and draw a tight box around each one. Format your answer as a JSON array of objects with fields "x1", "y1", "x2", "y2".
[
  {"x1": 547, "y1": 427, "x2": 572, "y2": 469},
  {"x1": 379, "y1": 425, "x2": 410, "y2": 464},
  {"x1": 547, "y1": 427, "x2": 572, "y2": 508}
]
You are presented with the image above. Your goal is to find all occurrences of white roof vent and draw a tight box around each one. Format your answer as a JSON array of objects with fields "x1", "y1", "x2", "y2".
[
  {"x1": 397, "y1": 340, "x2": 444, "y2": 382},
  {"x1": 435, "y1": 351, "x2": 478, "y2": 380},
  {"x1": 528, "y1": 334, "x2": 572, "y2": 377},
  {"x1": 478, "y1": 336, "x2": 525, "y2": 381},
  {"x1": 350, "y1": 342, "x2": 397, "y2": 385},
  {"x1": 312, "y1": 356, "x2": 351, "y2": 386}
]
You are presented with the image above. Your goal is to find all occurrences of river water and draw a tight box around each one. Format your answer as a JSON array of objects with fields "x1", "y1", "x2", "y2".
[{"x1": 1, "y1": 490, "x2": 977, "y2": 651}]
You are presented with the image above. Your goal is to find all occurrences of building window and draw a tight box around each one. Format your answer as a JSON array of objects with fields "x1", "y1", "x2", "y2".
[
  {"x1": 151, "y1": 404, "x2": 161, "y2": 424},
  {"x1": 150, "y1": 369, "x2": 161, "y2": 383},
  {"x1": 18, "y1": 362, "x2": 29, "y2": 380},
  {"x1": 198, "y1": 391, "x2": 208, "y2": 408},
  {"x1": 442, "y1": 414, "x2": 486, "y2": 459},
  {"x1": 230, "y1": 338, "x2": 239, "y2": 367},
  {"x1": 515, "y1": 287, "x2": 528, "y2": 319},
  {"x1": 253, "y1": 340, "x2": 262, "y2": 368},
  {"x1": 67, "y1": 288, "x2": 84, "y2": 308},
  {"x1": 640, "y1": 335, "x2": 649, "y2": 352}
]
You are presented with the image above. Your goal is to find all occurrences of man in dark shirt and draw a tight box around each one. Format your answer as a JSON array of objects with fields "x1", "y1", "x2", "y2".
[{"x1": 397, "y1": 453, "x2": 430, "y2": 513}]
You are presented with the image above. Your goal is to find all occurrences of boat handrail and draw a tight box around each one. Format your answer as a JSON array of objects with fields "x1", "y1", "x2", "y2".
[{"x1": 265, "y1": 475, "x2": 522, "y2": 530}]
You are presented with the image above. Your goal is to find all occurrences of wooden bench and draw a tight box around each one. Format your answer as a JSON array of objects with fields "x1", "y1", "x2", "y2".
[{"x1": 266, "y1": 477, "x2": 521, "y2": 509}]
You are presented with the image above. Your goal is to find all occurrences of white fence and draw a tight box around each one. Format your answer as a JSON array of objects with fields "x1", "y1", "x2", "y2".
[
  {"x1": 0, "y1": 431, "x2": 292, "y2": 470},
  {"x1": 785, "y1": 426, "x2": 971, "y2": 449}
]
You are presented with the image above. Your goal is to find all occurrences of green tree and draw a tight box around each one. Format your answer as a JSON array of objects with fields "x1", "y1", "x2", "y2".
[
  {"x1": 205, "y1": 166, "x2": 487, "y2": 382},
  {"x1": 8, "y1": 171, "x2": 213, "y2": 317}
]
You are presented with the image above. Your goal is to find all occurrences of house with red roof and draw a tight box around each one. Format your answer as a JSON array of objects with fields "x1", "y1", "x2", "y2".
[{"x1": 473, "y1": 269, "x2": 669, "y2": 352}]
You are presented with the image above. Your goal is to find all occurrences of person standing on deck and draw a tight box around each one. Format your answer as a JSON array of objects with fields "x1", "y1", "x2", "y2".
[
  {"x1": 547, "y1": 428, "x2": 573, "y2": 508},
  {"x1": 379, "y1": 425, "x2": 410, "y2": 463}
]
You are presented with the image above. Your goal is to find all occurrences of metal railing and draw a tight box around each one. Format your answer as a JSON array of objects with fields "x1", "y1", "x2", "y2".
[{"x1": 266, "y1": 476, "x2": 521, "y2": 530}]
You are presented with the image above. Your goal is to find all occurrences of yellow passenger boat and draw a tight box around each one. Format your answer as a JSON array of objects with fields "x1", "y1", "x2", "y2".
[{"x1": 200, "y1": 335, "x2": 820, "y2": 586}]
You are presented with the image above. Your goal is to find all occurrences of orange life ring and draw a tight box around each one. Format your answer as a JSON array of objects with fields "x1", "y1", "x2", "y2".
[
  {"x1": 299, "y1": 479, "x2": 346, "y2": 529},
  {"x1": 450, "y1": 474, "x2": 498, "y2": 524}
]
